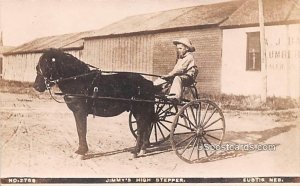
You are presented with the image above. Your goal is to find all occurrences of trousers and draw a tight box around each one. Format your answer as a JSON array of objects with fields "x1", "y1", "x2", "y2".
[{"x1": 169, "y1": 75, "x2": 192, "y2": 99}]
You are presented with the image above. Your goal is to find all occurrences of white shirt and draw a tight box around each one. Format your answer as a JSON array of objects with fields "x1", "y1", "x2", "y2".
[{"x1": 167, "y1": 52, "x2": 196, "y2": 78}]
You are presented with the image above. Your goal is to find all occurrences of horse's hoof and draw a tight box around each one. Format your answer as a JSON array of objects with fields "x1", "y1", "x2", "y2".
[
  {"x1": 75, "y1": 148, "x2": 88, "y2": 155},
  {"x1": 133, "y1": 154, "x2": 138, "y2": 158},
  {"x1": 139, "y1": 150, "x2": 146, "y2": 156},
  {"x1": 70, "y1": 153, "x2": 84, "y2": 160}
]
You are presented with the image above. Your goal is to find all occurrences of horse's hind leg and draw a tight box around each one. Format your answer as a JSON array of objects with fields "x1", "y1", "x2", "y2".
[
  {"x1": 73, "y1": 111, "x2": 88, "y2": 155},
  {"x1": 132, "y1": 114, "x2": 152, "y2": 158},
  {"x1": 132, "y1": 116, "x2": 143, "y2": 158},
  {"x1": 140, "y1": 118, "x2": 152, "y2": 155}
]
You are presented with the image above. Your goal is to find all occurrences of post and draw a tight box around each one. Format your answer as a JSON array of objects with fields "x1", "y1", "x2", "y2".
[
  {"x1": 0, "y1": 0, "x2": 3, "y2": 46},
  {"x1": 258, "y1": 0, "x2": 267, "y2": 103}
]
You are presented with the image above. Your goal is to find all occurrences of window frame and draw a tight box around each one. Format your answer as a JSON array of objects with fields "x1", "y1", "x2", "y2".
[{"x1": 246, "y1": 32, "x2": 261, "y2": 71}]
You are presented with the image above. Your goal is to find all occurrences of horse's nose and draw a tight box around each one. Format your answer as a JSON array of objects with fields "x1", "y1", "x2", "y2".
[
  {"x1": 33, "y1": 77, "x2": 46, "y2": 92},
  {"x1": 33, "y1": 82, "x2": 43, "y2": 92},
  {"x1": 33, "y1": 82, "x2": 46, "y2": 92}
]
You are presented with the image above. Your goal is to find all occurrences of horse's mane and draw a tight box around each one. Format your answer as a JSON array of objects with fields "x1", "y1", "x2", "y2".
[{"x1": 42, "y1": 48, "x2": 90, "y2": 75}]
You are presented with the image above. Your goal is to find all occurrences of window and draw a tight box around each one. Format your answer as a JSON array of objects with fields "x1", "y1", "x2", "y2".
[{"x1": 246, "y1": 32, "x2": 261, "y2": 71}]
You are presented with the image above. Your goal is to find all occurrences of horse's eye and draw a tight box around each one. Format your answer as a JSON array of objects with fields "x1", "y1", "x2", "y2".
[{"x1": 52, "y1": 58, "x2": 56, "y2": 62}]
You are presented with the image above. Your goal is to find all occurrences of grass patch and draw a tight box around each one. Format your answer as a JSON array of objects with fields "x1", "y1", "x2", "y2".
[
  {"x1": 1, "y1": 79, "x2": 299, "y2": 110},
  {"x1": 0, "y1": 79, "x2": 48, "y2": 98},
  {"x1": 200, "y1": 93, "x2": 300, "y2": 111}
]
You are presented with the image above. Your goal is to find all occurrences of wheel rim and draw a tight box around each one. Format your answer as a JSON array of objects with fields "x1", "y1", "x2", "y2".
[
  {"x1": 129, "y1": 100, "x2": 177, "y2": 145},
  {"x1": 170, "y1": 99, "x2": 225, "y2": 163}
]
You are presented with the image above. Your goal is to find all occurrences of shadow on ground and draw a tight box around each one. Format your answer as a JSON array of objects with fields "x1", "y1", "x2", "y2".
[{"x1": 82, "y1": 125, "x2": 295, "y2": 163}]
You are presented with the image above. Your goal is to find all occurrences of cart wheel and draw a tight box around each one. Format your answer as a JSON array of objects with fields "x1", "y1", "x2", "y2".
[
  {"x1": 170, "y1": 99, "x2": 225, "y2": 163},
  {"x1": 129, "y1": 100, "x2": 177, "y2": 146}
]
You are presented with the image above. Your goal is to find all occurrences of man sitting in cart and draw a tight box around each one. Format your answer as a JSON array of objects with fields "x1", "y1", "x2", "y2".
[{"x1": 154, "y1": 38, "x2": 198, "y2": 102}]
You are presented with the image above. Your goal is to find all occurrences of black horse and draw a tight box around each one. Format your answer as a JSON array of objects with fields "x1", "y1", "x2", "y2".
[{"x1": 33, "y1": 48, "x2": 155, "y2": 158}]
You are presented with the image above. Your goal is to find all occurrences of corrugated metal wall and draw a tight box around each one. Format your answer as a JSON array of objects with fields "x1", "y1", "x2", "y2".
[
  {"x1": 3, "y1": 53, "x2": 41, "y2": 82},
  {"x1": 83, "y1": 28, "x2": 222, "y2": 94},
  {"x1": 83, "y1": 35, "x2": 154, "y2": 75},
  {"x1": 3, "y1": 28, "x2": 222, "y2": 96},
  {"x1": 2, "y1": 50, "x2": 82, "y2": 82}
]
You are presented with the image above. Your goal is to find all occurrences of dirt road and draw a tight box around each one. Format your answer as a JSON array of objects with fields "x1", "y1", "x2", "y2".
[{"x1": 1, "y1": 92, "x2": 299, "y2": 178}]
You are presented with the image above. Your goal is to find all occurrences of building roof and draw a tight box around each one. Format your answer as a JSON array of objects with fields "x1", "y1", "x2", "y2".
[
  {"x1": 6, "y1": 0, "x2": 298, "y2": 55},
  {"x1": 4, "y1": 31, "x2": 94, "y2": 55},
  {"x1": 85, "y1": 0, "x2": 244, "y2": 39},
  {"x1": 4, "y1": 0, "x2": 243, "y2": 55},
  {"x1": 220, "y1": 0, "x2": 300, "y2": 27},
  {"x1": 0, "y1": 46, "x2": 15, "y2": 55}
]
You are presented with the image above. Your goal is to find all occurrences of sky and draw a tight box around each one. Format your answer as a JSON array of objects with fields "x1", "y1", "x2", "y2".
[{"x1": 0, "y1": 0, "x2": 231, "y2": 46}]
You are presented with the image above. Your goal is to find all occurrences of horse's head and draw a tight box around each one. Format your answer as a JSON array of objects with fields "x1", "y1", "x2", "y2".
[
  {"x1": 33, "y1": 48, "x2": 89, "y2": 92},
  {"x1": 33, "y1": 48, "x2": 61, "y2": 92}
]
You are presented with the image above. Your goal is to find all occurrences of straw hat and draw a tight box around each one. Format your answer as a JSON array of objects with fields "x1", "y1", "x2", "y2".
[{"x1": 173, "y1": 38, "x2": 195, "y2": 52}]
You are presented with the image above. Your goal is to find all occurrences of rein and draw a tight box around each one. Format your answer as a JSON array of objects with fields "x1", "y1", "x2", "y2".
[
  {"x1": 41, "y1": 61, "x2": 162, "y2": 86},
  {"x1": 39, "y1": 61, "x2": 162, "y2": 103}
]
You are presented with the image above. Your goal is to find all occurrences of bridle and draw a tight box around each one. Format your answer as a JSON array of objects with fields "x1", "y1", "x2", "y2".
[
  {"x1": 37, "y1": 62, "x2": 54, "y2": 90},
  {"x1": 37, "y1": 59, "x2": 101, "y2": 103},
  {"x1": 37, "y1": 61, "x2": 66, "y2": 103}
]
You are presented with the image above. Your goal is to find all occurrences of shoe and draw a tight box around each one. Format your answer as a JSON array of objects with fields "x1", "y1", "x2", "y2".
[{"x1": 166, "y1": 95, "x2": 181, "y2": 103}]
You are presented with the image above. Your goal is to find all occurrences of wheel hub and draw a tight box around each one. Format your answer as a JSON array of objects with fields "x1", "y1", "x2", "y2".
[
  {"x1": 153, "y1": 115, "x2": 159, "y2": 122},
  {"x1": 196, "y1": 128, "x2": 206, "y2": 136}
]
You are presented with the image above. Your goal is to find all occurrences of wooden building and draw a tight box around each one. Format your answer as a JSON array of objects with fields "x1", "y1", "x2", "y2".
[
  {"x1": 220, "y1": 0, "x2": 300, "y2": 98},
  {"x1": 2, "y1": 32, "x2": 92, "y2": 82},
  {"x1": 3, "y1": 0, "x2": 244, "y2": 95},
  {"x1": 82, "y1": 0, "x2": 243, "y2": 94}
]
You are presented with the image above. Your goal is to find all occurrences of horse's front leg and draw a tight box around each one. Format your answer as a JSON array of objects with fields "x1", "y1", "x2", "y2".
[
  {"x1": 73, "y1": 111, "x2": 88, "y2": 155},
  {"x1": 133, "y1": 118, "x2": 142, "y2": 158}
]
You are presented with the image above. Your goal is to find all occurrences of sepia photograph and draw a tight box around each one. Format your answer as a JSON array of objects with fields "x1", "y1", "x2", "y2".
[{"x1": 0, "y1": 0, "x2": 299, "y2": 185}]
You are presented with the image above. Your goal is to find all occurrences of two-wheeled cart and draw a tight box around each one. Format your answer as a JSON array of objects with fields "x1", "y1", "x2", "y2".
[{"x1": 128, "y1": 83, "x2": 225, "y2": 163}]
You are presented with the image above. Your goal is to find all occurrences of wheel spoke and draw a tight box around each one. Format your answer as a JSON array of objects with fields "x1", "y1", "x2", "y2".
[
  {"x1": 157, "y1": 124, "x2": 166, "y2": 140},
  {"x1": 173, "y1": 131, "x2": 195, "y2": 135},
  {"x1": 184, "y1": 109, "x2": 191, "y2": 129},
  {"x1": 155, "y1": 103, "x2": 159, "y2": 112},
  {"x1": 204, "y1": 128, "x2": 223, "y2": 132},
  {"x1": 158, "y1": 121, "x2": 171, "y2": 132},
  {"x1": 206, "y1": 133, "x2": 221, "y2": 142},
  {"x1": 182, "y1": 114, "x2": 197, "y2": 129},
  {"x1": 179, "y1": 136, "x2": 196, "y2": 155},
  {"x1": 200, "y1": 104, "x2": 209, "y2": 126},
  {"x1": 154, "y1": 124, "x2": 158, "y2": 142},
  {"x1": 156, "y1": 103, "x2": 165, "y2": 114},
  {"x1": 197, "y1": 103, "x2": 201, "y2": 127},
  {"x1": 197, "y1": 138, "x2": 200, "y2": 159},
  {"x1": 175, "y1": 133, "x2": 195, "y2": 147},
  {"x1": 189, "y1": 106, "x2": 198, "y2": 127},
  {"x1": 188, "y1": 136, "x2": 198, "y2": 160},
  {"x1": 203, "y1": 135, "x2": 217, "y2": 151},
  {"x1": 162, "y1": 120, "x2": 173, "y2": 124},
  {"x1": 158, "y1": 104, "x2": 173, "y2": 116},
  {"x1": 177, "y1": 122, "x2": 194, "y2": 131},
  {"x1": 204, "y1": 118, "x2": 222, "y2": 129},
  {"x1": 202, "y1": 108, "x2": 217, "y2": 128},
  {"x1": 199, "y1": 137, "x2": 208, "y2": 157},
  {"x1": 163, "y1": 111, "x2": 176, "y2": 117}
]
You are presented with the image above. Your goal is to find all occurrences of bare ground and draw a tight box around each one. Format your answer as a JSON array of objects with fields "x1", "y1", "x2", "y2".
[{"x1": 1, "y1": 92, "x2": 300, "y2": 178}]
